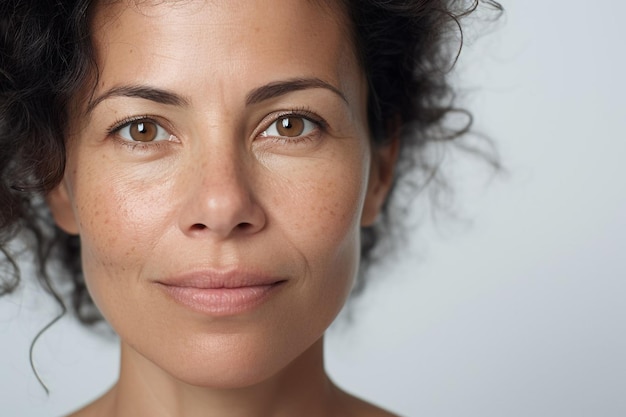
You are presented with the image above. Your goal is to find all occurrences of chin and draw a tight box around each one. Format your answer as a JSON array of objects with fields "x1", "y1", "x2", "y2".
[{"x1": 130, "y1": 330, "x2": 324, "y2": 391}]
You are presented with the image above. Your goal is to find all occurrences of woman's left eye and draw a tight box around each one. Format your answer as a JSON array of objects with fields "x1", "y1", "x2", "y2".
[
  {"x1": 261, "y1": 116, "x2": 317, "y2": 139},
  {"x1": 115, "y1": 119, "x2": 172, "y2": 143}
]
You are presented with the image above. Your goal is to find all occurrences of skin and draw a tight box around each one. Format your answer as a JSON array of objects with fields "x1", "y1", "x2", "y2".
[{"x1": 48, "y1": 0, "x2": 398, "y2": 416}]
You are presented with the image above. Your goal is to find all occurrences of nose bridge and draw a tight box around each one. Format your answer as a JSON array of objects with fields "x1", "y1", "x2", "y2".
[
  {"x1": 198, "y1": 123, "x2": 237, "y2": 176},
  {"x1": 201, "y1": 138, "x2": 248, "y2": 206},
  {"x1": 179, "y1": 122, "x2": 264, "y2": 239}
]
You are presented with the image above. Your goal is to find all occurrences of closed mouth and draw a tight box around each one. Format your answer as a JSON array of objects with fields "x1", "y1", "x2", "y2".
[{"x1": 155, "y1": 270, "x2": 287, "y2": 316}]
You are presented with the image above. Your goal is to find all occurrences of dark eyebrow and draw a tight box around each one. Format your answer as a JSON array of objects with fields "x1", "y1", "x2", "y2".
[
  {"x1": 246, "y1": 78, "x2": 348, "y2": 106},
  {"x1": 86, "y1": 85, "x2": 190, "y2": 114}
]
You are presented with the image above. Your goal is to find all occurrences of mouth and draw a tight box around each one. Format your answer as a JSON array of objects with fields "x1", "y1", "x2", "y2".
[{"x1": 154, "y1": 270, "x2": 287, "y2": 316}]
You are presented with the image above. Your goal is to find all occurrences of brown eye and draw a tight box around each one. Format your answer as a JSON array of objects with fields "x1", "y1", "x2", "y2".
[
  {"x1": 129, "y1": 121, "x2": 158, "y2": 142},
  {"x1": 261, "y1": 115, "x2": 317, "y2": 139},
  {"x1": 115, "y1": 119, "x2": 172, "y2": 143},
  {"x1": 276, "y1": 117, "x2": 305, "y2": 137}
]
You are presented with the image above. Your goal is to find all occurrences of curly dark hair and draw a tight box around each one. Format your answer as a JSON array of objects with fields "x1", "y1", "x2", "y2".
[{"x1": 0, "y1": 0, "x2": 502, "y2": 325}]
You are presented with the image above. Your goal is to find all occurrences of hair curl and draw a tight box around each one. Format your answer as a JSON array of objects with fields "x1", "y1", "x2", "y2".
[{"x1": 0, "y1": 0, "x2": 502, "y2": 324}]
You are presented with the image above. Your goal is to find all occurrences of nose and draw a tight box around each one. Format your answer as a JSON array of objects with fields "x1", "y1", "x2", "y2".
[{"x1": 178, "y1": 142, "x2": 266, "y2": 240}]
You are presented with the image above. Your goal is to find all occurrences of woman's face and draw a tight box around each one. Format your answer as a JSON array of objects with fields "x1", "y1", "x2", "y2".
[{"x1": 49, "y1": 0, "x2": 392, "y2": 387}]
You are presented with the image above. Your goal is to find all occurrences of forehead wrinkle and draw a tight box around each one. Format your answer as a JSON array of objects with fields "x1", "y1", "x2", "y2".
[{"x1": 86, "y1": 0, "x2": 364, "y2": 109}]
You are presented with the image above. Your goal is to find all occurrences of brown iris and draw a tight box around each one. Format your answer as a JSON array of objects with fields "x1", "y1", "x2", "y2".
[
  {"x1": 129, "y1": 121, "x2": 158, "y2": 142},
  {"x1": 276, "y1": 117, "x2": 305, "y2": 137}
]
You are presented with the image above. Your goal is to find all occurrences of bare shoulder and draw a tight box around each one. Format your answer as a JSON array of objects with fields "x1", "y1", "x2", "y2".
[
  {"x1": 65, "y1": 399, "x2": 103, "y2": 417},
  {"x1": 334, "y1": 388, "x2": 401, "y2": 417},
  {"x1": 65, "y1": 402, "x2": 98, "y2": 417},
  {"x1": 64, "y1": 387, "x2": 114, "y2": 417}
]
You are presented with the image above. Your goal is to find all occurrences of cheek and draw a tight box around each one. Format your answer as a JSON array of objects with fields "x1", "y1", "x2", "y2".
[
  {"x1": 66, "y1": 154, "x2": 177, "y2": 306},
  {"x1": 271, "y1": 150, "x2": 369, "y2": 291},
  {"x1": 268, "y1": 141, "x2": 369, "y2": 232},
  {"x1": 77, "y1": 182, "x2": 170, "y2": 262}
]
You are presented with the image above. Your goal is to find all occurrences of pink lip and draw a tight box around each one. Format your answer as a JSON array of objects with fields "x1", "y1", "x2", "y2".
[{"x1": 154, "y1": 270, "x2": 286, "y2": 316}]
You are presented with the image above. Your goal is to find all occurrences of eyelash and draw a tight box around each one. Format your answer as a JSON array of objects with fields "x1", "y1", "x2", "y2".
[{"x1": 106, "y1": 108, "x2": 328, "y2": 150}]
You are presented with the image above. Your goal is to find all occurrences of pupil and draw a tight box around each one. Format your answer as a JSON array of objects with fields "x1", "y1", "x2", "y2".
[
  {"x1": 130, "y1": 121, "x2": 157, "y2": 142},
  {"x1": 281, "y1": 119, "x2": 293, "y2": 130}
]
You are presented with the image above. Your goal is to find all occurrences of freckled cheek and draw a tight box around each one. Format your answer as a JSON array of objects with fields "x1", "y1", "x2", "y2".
[
  {"x1": 306, "y1": 184, "x2": 360, "y2": 241},
  {"x1": 279, "y1": 172, "x2": 365, "y2": 325},
  {"x1": 279, "y1": 160, "x2": 367, "y2": 268},
  {"x1": 72, "y1": 171, "x2": 175, "y2": 276}
]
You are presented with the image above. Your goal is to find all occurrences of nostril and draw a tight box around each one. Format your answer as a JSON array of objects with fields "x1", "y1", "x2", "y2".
[
  {"x1": 190, "y1": 223, "x2": 208, "y2": 231},
  {"x1": 236, "y1": 222, "x2": 254, "y2": 231},
  {"x1": 188, "y1": 222, "x2": 256, "y2": 235}
]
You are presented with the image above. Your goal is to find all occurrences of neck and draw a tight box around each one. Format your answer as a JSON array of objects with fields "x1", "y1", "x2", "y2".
[{"x1": 102, "y1": 338, "x2": 339, "y2": 417}]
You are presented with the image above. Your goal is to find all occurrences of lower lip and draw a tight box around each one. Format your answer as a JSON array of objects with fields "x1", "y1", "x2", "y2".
[{"x1": 156, "y1": 282, "x2": 284, "y2": 316}]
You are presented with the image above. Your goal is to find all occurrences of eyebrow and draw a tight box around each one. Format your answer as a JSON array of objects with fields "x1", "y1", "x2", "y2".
[
  {"x1": 246, "y1": 78, "x2": 348, "y2": 105},
  {"x1": 85, "y1": 77, "x2": 347, "y2": 114},
  {"x1": 86, "y1": 85, "x2": 190, "y2": 114}
]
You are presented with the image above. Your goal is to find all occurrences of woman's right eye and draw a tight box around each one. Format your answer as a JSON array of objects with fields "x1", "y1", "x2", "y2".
[{"x1": 115, "y1": 119, "x2": 173, "y2": 143}]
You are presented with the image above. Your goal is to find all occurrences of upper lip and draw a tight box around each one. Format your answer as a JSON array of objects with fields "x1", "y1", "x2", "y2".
[{"x1": 155, "y1": 268, "x2": 286, "y2": 289}]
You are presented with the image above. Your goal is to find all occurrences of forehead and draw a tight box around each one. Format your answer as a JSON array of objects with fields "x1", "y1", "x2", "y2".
[{"x1": 88, "y1": 0, "x2": 362, "y2": 106}]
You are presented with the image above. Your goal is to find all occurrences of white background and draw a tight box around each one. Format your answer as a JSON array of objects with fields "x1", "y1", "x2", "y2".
[{"x1": 1, "y1": 1, "x2": 625, "y2": 416}]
